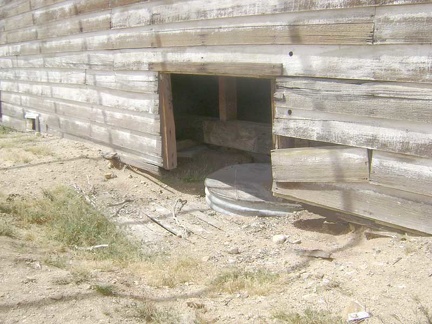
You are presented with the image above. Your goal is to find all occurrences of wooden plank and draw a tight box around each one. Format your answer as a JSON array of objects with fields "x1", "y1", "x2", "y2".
[
  {"x1": 57, "y1": 117, "x2": 162, "y2": 157},
  {"x1": 30, "y1": 0, "x2": 65, "y2": 10},
  {"x1": 87, "y1": 23, "x2": 373, "y2": 52},
  {"x1": 273, "y1": 181, "x2": 432, "y2": 235},
  {"x1": 203, "y1": 120, "x2": 272, "y2": 154},
  {"x1": 33, "y1": 0, "x2": 109, "y2": 25},
  {"x1": 4, "y1": 12, "x2": 34, "y2": 31},
  {"x1": 85, "y1": 70, "x2": 158, "y2": 94},
  {"x1": 5, "y1": 27, "x2": 37, "y2": 43},
  {"x1": 149, "y1": 62, "x2": 283, "y2": 77},
  {"x1": 0, "y1": 115, "x2": 26, "y2": 131},
  {"x1": 375, "y1": 4, "x2": 432, "y2": 44},
  {"x1": 110, "y1": 0, "x2": 432, "y2": 29},
  {"x1": 272, "y1": 146, "x2": 369, "y2": 183},
  {"x1": 0, "y1": 68, "x2": 86, "y2": 84},
  {"x1": 2, "y1": 81, "x2": 159, "y2": 114},
  {"x1": 219, "y1": 77, "x2": 237, "y2": 121},
  {"x1": 0, "y1": 0, "x2": 30, "y2": 20},
  {"x1": 36, "y1": 12, "x2": 111, "y2": 40},
  {"x1": 273, "y1": 114, "x2": 432, "y2": 158},
  {"x1": 371, "y1": 151, "x2": 432, "y2": 197},
  {"x1": 110, "y1": 0, "x2": 145, "y2": 7},
  {"x1": 159, "y1": 73, "x2": 177, "y2": 170},
  {"x1": 275, "y1": 78, "x2": 432, "y2": 123}
]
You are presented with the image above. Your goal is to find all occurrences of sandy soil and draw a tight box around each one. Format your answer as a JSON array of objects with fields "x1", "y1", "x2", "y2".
[{"x1": 1, "y1": 130, "x2": 432, "y2": 324}]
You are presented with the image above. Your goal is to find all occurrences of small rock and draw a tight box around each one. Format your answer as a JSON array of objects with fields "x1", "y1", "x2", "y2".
[
  {"x1": 272, "y1": 234, "x2": 288, "y2": 244},
  {"x1": 202, "y1": 256, "x2": 210, "y2": 262},
  {"x1": 289, "y1": 239, "x2": 302, "y2": 244},
  {"x1": 227, "y1": 247, "x2": 240, "y2": 255},
  {"x1": 104, "y1": 173, "x2": 116, "y2": 180}
]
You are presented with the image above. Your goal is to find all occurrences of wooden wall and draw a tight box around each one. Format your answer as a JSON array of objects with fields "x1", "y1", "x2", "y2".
[{"x1": 0, "y1": 0, "x2": 431, "y2": 232}]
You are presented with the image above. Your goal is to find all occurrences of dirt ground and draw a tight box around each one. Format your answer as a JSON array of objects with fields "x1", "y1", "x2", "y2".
[{"x1": 1, "y1": 130, "x2": 432, "y2": 324}]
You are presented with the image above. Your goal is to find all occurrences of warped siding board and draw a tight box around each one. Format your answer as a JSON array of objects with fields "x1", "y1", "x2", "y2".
[
  {"x1": 149, "y1": 62, "x2": 283, "y2": 77},
  {"x1": 4, "y1": 11, "x2": 33, "y2": 31},
  {"x1": 280, "y1": 44, "x2": 432, "y2": 83},
  {"x1": 273, "y1": 182, "x2": 432, "y2": 234},
  {"x1": 53, "y1": 101, "x2": 160, "y2": 135},
  {"x1": 0, "y1": 115, "x2": 26, "y2": 131},
  {"x1": 111, "y1": 6, "x2": 375, "y2": 31},
  {"x1": 0, "y1": 68, "x2": 86, "y2": 84},
  {"x1": 0, "y1": 0, "x2": 30, "y2": 20},
  {"x1": 110, "y1": 0, "x2": 431, "y2": 29},
  {"x1": 41, "y1": 37, "x2": 85, "y2": 53},
  {"x1": 33, "y1": 0, "x2": 109, "y2": 25},
  {"x1": 1, "y1": 94, "x2": 161, "y2": 135},
  {"x1": 0, "y1": 57, "x2": 13, "y2": 68},
  {"x1": 203, "y1": 120, "x2": 272, "y2": 154},
  {"x1": 273, "y1": 115, "x2": 432, "y2": 158},
  {"x1": 371, "y1": 151, "x2": 432, "y2": 197},
  {"x1": 2, "y1": 102, "x2": 25, "y2": 119},
  {"x1": 375, "y1": 4, "x2": 432, "y2": 44},
  {"x1": 2, "y1": 44, "x2": 431, "y2": 84},
  {"x1": 275, "y1": 78, "x2": 432, "y2": 123},
  {"x1": 85, "y1": 70, "x2": 158, "y2": 93},
  {"x1": 6, "y1": 27, "x2": 38, "y2": 43},
  {"x1": 2, "y1": 92, "x2": 56, "y2": 111},
  {"x1": 35, "y1": 11, "x2": 111, "y2": 40},
  {"x1": 30, "y1": 0, "x2": 66, "y2": 10},
  {"x1": 57, "y1": 117, "x2": 163, "y2": 165},
  {"x1": 272, "y1": 146, "x2": 369, "y2": 183},
  {"x1": 110, "y1": 0, "x2": 145, "y2": 7},
  {"x1": 86, "y1": 24, "x2": 374, "y2": 52},
  {"x1": 0, "y1": 81, "x2": 159, "y2": 114}
]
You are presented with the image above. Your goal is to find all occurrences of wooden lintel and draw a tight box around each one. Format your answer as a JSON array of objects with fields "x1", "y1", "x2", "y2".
[
  {"x1": 219, "y1": 76, "x2": 237, "y2": 121},
  {"x1": 159, "y1": 73, "x2": 177, "y2": 170},
  {"x1": 148, "y1": 62, "x2": 283, "y2": 78}
]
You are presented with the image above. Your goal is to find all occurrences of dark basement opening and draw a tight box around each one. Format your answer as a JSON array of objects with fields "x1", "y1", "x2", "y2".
[{"x1": 171, "y1": 73, "x2": 272, "y2": 154}]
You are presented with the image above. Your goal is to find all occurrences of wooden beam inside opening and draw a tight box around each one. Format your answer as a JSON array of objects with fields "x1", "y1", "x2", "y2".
[
  {"x1": 219, "y1": 76, "x2": 237, "y2": 121},
  {"x1": 159, "y1": 73, "x2": 177, "y2": 170}
]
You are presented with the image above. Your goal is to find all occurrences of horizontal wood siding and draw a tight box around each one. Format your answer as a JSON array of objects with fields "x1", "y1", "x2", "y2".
[
  {"x1": 272, "y1": 147, "x2": 369, "y2": 183},
  {"x1": 0, "y1": 0, "x2": 431, "y2": 191}
]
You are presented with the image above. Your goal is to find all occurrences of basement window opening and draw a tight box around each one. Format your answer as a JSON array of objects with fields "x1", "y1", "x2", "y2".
[{"x1": 170, "y1": 74, "x2": 273, "y2": 164}]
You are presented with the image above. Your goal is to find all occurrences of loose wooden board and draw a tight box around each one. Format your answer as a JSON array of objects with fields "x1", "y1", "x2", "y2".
[
  {"x1": 273, "y1": 181, "x2": 432, "y2": 235},
  {"x1": 272, "y1": 146, "x2": 369, "y2": 183},
  {"x1": 273, "y1": 114, "x2": 432, "y2": 158},
  {"x1": 371, "y1": 151, "x2": 432, "y2": 197}
]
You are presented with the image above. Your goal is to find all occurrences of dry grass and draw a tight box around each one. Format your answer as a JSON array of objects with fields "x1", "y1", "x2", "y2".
[
  {"x1": 211, "y1": 268, "x2": 280, "y2": 295},
  {"x1": 0, "y1": 186, "x2": 143, "y2": 263},
  {"x1": 133, "y1": 302, "x2": 180, "y2": 323},
  {"x1": 132, "y1": 255, "x2": 208, "y2": 288},
  {"x1": 272, "y1": 308, "x2": 344, "y2": 324},
  {"x1": 0, "y1": 216, "x2": 16, "y2": 238},
  {"x1": 24, "y1": 145, "x2": 53, "y2": 157}
]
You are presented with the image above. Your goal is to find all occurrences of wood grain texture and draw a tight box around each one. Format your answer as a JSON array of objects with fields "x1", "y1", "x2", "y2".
[
  {"x1": 149, "y1": 62, "x2": 283, "y2": 77},
  {"x1": 85, "y1": 70, "x2": 158, "y2": 93},
  {"x1": 110, "y1": 0, "x2": 431, "y2": 29},
  {"x1": 273, "y1": 115, "x2": 432, "y2": 158},
  {"x1": 0, "y1": 0, "x2": 30, "y2": 20},
  {"x1": 371, "y1": 151, "x2": 432, "y2": 197},
  {"x1": 273, "y1": 181, "x2": 432, "y2": 234},
  {"x1": 159, "y1": 73, "x2": 177, "y2": 170},
  {"x1": 219, "y1": 77, "x2": 237, "y2": 121},
  {"x1": 203, "y1": 120, "x2": 272, "y2": 154},
  {"x1": 375, "y1": 3, "x2": 432, "y2": 44},
  {"x1": 272, "y1": 146, "x2": 369, "y2": 182},
  {"x1": 275, "y1": 78, "x2": 432, "y2": 123}
]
